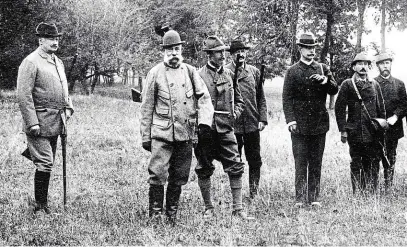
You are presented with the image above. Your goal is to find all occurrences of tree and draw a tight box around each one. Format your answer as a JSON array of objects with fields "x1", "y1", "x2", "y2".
[{"x1": 356, "y1": 0, "x2": 368, "y2": 53}]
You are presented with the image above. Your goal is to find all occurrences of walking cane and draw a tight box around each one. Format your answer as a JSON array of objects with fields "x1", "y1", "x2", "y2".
[{"x1": 61, "y1": 108, "x2": 68, "y2": 207}]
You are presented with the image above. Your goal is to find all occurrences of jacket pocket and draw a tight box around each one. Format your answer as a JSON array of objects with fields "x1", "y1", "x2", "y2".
[
  {"x1": 152, "y1": 116, "x2": 169, "y2": 127},
  {"x1": 156, "y1": 89, "x2": 170, "y2": 116}
]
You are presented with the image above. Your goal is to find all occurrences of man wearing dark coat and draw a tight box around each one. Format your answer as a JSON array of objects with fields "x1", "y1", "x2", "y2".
[
  {"x1": 335, "y1": 52, "x2": 386, "y2": 194},
  {"x1": 225, "y1": 39, "x2": 268, "y2": 199},
  {"x1": 283, "y1": 33, "x2": 338, "y2": 207},
  {"x1": 374, "y1": 52, "x2": 407, "y2": 190}
]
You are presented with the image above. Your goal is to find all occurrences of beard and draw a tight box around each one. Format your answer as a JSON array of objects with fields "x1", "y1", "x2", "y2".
[
  {"x1": 164, "y1": 53, "x2": 183, "y2": 67},
  {"x1": 380, "y1": 69, "x2": 391, "y2": 77}
]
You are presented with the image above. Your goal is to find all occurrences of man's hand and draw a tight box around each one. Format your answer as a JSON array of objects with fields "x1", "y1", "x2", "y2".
[
  {"x1": 288, "y1": 124, "x2": 299, "y2": 134},
  {"x1": 66, "y1": 108, "x2": 73, "y2": 120},
  {"x1": 258, "y1": 122, "x2": 266, "y2": 131},
  {"x1": 142, "y1": 141, "x2": 151, "y2": 152},
  {"x1": 310, "y1": 74, "x2": 327, "y2": 84},
  {"x1": 341, "y1": 131, "x2": 347, "y2": 143},
  {"x1": 387, "y1": 115, "x2": 398, "y2": 125},
  {"x1": 28, "y1": 125, "x2": 40, "y2": 136}
]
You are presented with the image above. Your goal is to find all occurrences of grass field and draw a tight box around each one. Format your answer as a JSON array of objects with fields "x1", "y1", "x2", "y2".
[{"x1": 2, "y1": 83, "x2": 407, "y2": 245}]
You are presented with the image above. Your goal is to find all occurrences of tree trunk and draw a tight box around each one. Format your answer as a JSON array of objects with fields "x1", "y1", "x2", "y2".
[
  {"x1": 356, "y1": 0, "x2": 366, "y2": 53},
  {"x1": 320, "y1": 9, "x2": 334, "y2": 63},
  {"x1": 290, "y1": 0, "x2": 300, "y2": 64},
  {"x1": 380, "y1": 0, "x2": 386, "y2": 52}
]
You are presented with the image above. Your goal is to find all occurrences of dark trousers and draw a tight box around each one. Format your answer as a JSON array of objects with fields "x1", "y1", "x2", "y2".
[
  {"x1": 384, "y1": 138, "x2": 398, "y2": 187},
  {"x1": 291, "y1": 133, "x2": 326, "y2": 203},
  {"x1": 349, "y1": 141, "x2": 380, "y2": 193},
  {"x1": 235, "y1": 131, "x2": 262, "y2": 168}
]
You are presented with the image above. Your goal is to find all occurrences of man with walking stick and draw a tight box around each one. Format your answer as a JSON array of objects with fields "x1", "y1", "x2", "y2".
[{"x1": 17, "y1": 23, "x2": 74, "y2": 214}]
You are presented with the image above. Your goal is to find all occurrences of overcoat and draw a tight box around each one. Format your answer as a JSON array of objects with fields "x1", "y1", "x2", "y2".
[
  {"x1": 282, "y1": 60, "x2": 338, "y2": 135},
  {"x1": 375, "y1": 75, "x2": 407, "y2": 140},
  {"x1": 198, "y1": 65, "x2": 245, "y2": 133},
  {"x1": 224, "y1": 62, "x2": 267, "y2": 134},
  {"x1": 140, "y1": 62, "x2": 214, "y2": 143},
  {"x1": 17, "y1": 48, "x2": 74, "y2": 137}
]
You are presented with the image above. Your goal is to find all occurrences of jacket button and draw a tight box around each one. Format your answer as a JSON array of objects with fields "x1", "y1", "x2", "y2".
[
  {"x1": 184, "y1": 101, "x2": 187, "y2": 104},
  {"x1": 182, "y1": 84, "x2": 185, "y2": 87},
  {"x1": 170, "y1": 83, "x2": 174, "y2": 87}
]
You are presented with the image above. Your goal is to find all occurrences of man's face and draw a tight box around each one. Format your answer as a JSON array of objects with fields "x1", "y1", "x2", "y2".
[
  {"x1": 353, "y1": 61, "x2": 370, "y2": 75},
  {"x1": 209, "y1": 50, "x2": 226, "y2": 66},
  {"x1": 299, "y1": 46, "x2": 316, "y2": 61},
  {"x1": 377, "y1": 60, "x2": 392, "y2": 77},
  {"x1": 231, "y1": 49, "x2": 247, "y2": 64},
  {"x1": 40, "y1": 37, "x2": 59, "y2": 54},
  {"x1": 164, "y1": 45, "x2": 183, "y2": 66}
]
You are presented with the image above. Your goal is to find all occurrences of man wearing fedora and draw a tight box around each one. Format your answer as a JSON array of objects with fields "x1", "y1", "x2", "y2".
[
  {"x1": 140, "y1": 30, "x2": 213, "y2": 223},
  {"x1": 335, "y1": 52, "x2": 386, "y2": 194},
  {"x1": 225, "y1": 39, "x2": 268, "y2": 199},
  {"x1": 194, "y1": 36, "x2": 253, "y2": 220},
  {"x1": 17, "y1": 22, "x2": 74, "y2": 214},
  {"x1": 374, "y1": 52, "x2": 407, "y2": 191},
  {"x1": 283, "y1": 33, "x2": 338, "y2": 207}
]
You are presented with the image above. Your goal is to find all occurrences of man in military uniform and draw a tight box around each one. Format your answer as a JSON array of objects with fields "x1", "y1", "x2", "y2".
[
  {"x1": 374, "y1": 52, "x2": 407, "y2": 191},
  {"x1": 140, "y1": 30, "x2": 213, "y2": 223},
  {"x1": 282, "y1": 33, "x2": 338, "y2": 207},
  {"x1": 17, "y1": 23, "x2": 74, "y2": 214},
  {"x1": 225, "y1": 39, "x2": 268, "y2": 199},
  {"x1": 335, "y1": 52, "x2": 386, "y2": 194},
  {"x1": 195, "y1": 36, "x2": 252, "y2": 220}
]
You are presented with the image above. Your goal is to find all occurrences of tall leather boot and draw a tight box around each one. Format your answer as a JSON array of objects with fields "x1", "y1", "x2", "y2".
[
  {"x1": 198, "y1": 177, "x2": 214, "y2": 219},
  {"x1": 148, "y1": 184, "x2": 164, "y2": 218},
  {"x1": 249, "y1": 166, "x2": 261, "y2": 199},
  {"x1": 165, "y1": 183, "x2": 182, "y2": 225},
  {"x1": 34, "y1": 170, "x2": 51, "y2": 214}
]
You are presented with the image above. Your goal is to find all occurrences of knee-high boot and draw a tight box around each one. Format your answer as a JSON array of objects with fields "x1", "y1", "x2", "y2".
[
  {"x1": 148, "y1": 184, "x2": 164, "y2": 217},
  {"x1": 34, "y1": 169, "x2": 51, "y2": 214},
  {"x1": 165, "y1": 183, "x2": 182, "y2": 223}
]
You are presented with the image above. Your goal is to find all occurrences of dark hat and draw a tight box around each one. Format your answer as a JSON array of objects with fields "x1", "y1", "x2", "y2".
[
  {"x1": 162, "y1": 30, "x2": 185, "y2": 48},
  {"x1": 375, "y1": 52, "x2": 393, "y2": 63},
  {"x1": 202, "y1": 36, "x2": 230, "y2": 52},
  {"x1": 296, "y1": 33, "x2": 318, "y2": 47},
  {"x1": 229, "y1": 39, "x2": 250, "y2": 53},
  {"x1": 35, "y1": 22, "x2": 62, "y2": 38},
  {"x1": 352, "y1": 52, "x2": 371, "y2": 66}
]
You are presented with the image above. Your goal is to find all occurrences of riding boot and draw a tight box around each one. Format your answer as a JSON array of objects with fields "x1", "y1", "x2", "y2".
[
  {"x1": 148, "y1": 184, "x2": 164, "y2": 217},
  {"x1": 34, "y1": 170, "x2": 51, "y2": 214},
  {"x1": 198, "y1": 177, "x2": 214, "y2": 211},
  {"x1": 249, "y1": 166, "x2": 261, "y2": 199},
  {"x1": 165, "y1": 183, "x2": 182, "y2": 224}
]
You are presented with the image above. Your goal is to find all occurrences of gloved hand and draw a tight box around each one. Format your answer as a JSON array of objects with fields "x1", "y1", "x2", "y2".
[
  {"x1": 310, "y1": 74, "x2": 327, "y2": 84},
  {"x1": 288, "y1": 123, "x2": 299, "y2": 134},
  {"x1": 142, "y1": 141, "x2": 151, "y2": 152},
  {"x1": 387, "y1": 115, "x2": 398, "y2": 125},
  {"x1": 341, "y1": 131, "x2": 347, "y2": 143},
  {"x1": 198, "y1": 124, "x2": 212, "y2": 142},
  {"x1": 28, "y1": 125, "x2": 40, "y2": 136}
]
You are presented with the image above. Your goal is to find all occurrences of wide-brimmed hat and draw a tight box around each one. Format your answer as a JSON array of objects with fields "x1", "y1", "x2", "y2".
[
  {"x1": 162, "y1": 30, "x2": 185, "y2": 48},
  {"x1": 35, "y1": 22, "x2": 62, "y2": 38},
  {"x1": 229, "y1": 39, "x2": 250, "y2": 53},
  {"x1": 296, "y1": 33, "x2": 318, "y2": 47},
  {"x1": 202, "y1": 36, "x2": 230, "y2": 52},
  {"x1": 352, "y1": 52, "x2": 371, "y2": 66},
  {"x1": 375, "y1": 52, "x2": 393, "y2": 64}
]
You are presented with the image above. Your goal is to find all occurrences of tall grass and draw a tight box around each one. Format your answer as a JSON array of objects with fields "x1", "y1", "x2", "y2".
[{"x1": 1, "y1": 84, "x2": 407, "y2": 245}]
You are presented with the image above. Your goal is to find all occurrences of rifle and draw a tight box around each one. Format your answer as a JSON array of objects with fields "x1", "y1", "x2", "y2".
[
  {"x1": 61, "y1": 107, "x2": 68, "y2": 207},
  {"x1": 257, "y1": 61, "x2": 266, "y2": 106},
  {"x1": 231, "y1": 54, "x2": 243, "y2": 118}
]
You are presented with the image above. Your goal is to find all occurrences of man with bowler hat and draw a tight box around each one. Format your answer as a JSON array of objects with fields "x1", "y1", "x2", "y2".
[
  {"x1": 283, "y1": 33, "x2": 338, "y2": 207},
  {"x1": 140, "y1": 30, "x2": 213, "y2": 223},
  {"x1": 374, "y1": 52, "x2": 407, "y2": 191},
  {"x1": 195, "y1": 36, "x2": 253, "y2": 220},
  {"x1": 17, "y1": 22, "x2": 74, "y2": 214},
  {"x1": 335, "y1": 52, "x2": 386, "y2": 194},
  {"x1": 225, "y1": 39, "x2": 268, "y2": 199}
]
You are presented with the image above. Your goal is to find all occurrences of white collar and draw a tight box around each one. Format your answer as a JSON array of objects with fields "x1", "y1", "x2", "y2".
[{"x1": 300, "y1": 58, "x2": 313, "y2": 66}]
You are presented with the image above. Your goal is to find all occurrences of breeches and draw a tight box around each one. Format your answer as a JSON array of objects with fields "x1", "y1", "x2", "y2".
[
  {"x1": 27, "y1": 135, "x2": 59, "y2": 173},
  {"x1": 148, "y1": 139, "x2": 193, "y2": 186},
  {"x1": 235, "y1": 130, "x2": 262, "y2": 168}
]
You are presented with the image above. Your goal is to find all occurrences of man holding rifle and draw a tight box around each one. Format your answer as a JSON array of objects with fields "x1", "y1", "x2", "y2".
[
  {"x1": 195, "y1": 36, "x2": 253, "y2": 220},
  {"x1": 335, "y1": 52, "x2": 386, "y2": 194},
  {"x1": 225, "y1": 39, "x2": 268, "y2": 199},
  {"x1": 17, "y1": 23, "x2": 74, "y2": 214}
]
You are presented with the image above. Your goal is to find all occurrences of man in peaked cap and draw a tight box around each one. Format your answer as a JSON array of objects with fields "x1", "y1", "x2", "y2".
[
  {"x1": 335, "y1": 52, "x2": 386, "y2": 194},
  {"x1": 225, "y1": 39, "x2": 268, "y2": 199},
  {"x1": 374, "y1": 52, "x2": 407, "y2": 192},
  {"x1": 17, "y1": 22, "x2": 74, "y2": 214},
  {"x1": 140, "y1": 30, "x2": 213, "y2": 224},
  {"x1": 283, "y1": 33, "x2": 338, "y2": 208},
  {"x1": 194, "y1": 36, "x2": 253, "y2": 220}
]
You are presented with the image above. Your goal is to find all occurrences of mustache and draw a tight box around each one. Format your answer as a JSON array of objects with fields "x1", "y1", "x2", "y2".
[{"x1": 360, "y1": 68, "x2": 366, "y2": 72}]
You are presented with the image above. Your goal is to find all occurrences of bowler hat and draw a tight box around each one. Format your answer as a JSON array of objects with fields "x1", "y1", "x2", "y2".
[
  {"x1": 376, "y1": 52, "x2": 393, "y2": 64},
  {"x1": 202, "y1": 36, "x2": 230, "y2": 52},
  {"x1": 352, "y1": 52, "x2": 371, "y2": 66},
  {"x1": 229, "y1": 39, "x2": 250, "y2": 53},
  {"x1": 35, "y1": 22, "x2": 62, "y2": 38},
  {"x1": 162, "y1": 30, "x2": 185, "y2": 48},
  {"x1": 296, "y1": 33, "x2": 318, "y2": 47}
]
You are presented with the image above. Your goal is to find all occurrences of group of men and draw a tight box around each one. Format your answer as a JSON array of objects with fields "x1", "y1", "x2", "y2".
[{"x1": 16, "y1": 23, "x2": 407, "y2": 224}]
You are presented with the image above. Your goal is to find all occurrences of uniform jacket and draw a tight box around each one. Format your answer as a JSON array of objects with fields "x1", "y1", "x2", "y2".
[
  {"x1": 375, "y1": 75, "x2": 407, "y2": 140},
  {"x1": 17, "y1": 48, "x2": 74, "y2": 137},
  {"x1": 225, "y1": 62, "x2": 268, "y2": 134},
  {"x1": 198, "y1": 64, "x2": 245, "y2": 133},
  {"x1": 335, "y1": 74, "x2": 386, "y2": 143},
  {"x1": 282, "y1": 60, "x2": 338, "y2": 135},
  {"x1": 140, "y1": 62, "x2": 214, "y2": 143}
]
